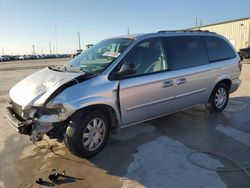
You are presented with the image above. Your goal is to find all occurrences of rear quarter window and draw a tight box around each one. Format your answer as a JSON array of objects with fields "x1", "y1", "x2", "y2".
[
  {"x1": 203, "y1": 36, "x2": 236, "y2": 62},
  {"x1": 163, "y1": 36, "x2": 209, "y2": 70}
]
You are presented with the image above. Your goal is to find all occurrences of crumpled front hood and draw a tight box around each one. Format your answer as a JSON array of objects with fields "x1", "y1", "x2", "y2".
[{"x1": 9, "y1": 67, "x2": 83, "y2": 108}]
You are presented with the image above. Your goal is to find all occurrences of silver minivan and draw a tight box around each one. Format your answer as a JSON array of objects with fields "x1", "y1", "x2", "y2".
[{"x1": 6, "y1": 31, "x2": 241, "y2": 158}]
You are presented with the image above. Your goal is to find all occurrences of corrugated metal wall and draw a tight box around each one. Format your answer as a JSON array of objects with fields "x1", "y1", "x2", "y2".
[{"x1": 198, "y1": 19, "x2": 250, "y2": 51}]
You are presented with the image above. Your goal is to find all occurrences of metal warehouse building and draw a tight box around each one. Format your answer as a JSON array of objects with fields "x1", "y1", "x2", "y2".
[{"x1": 192, "y1": 17, "x2": 250, "y2": 51}]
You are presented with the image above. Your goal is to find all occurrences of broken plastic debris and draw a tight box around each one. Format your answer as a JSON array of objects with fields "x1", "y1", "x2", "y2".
[
  {"x1": 35, "y1": 178, "x2": 44, "y2": 185},
  {"x1": 48, "y1": 170, "x2": 66, "y2": 183}
]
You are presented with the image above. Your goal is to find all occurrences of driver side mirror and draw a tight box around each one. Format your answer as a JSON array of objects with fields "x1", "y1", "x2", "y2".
[{"x1": 115, "y1": 62, "x2": 136, "y2": 77}]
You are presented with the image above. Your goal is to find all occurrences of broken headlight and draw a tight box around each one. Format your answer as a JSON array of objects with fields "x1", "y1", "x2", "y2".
[{"x1": 37, "y1": 103, "x2": 63, "y2": 115}]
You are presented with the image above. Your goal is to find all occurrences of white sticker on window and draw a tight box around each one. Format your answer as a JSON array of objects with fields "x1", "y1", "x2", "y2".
[{"x1": 102, "y1": 51, "x2": 120, "y2": 58}]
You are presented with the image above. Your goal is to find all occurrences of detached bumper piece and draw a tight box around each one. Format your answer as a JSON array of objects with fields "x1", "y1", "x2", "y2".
[{"x1": 5, "y1": 107, "x2": 32, "y2": 135}]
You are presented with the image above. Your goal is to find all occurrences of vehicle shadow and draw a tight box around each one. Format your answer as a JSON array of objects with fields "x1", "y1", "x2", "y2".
[{"x1": 89, "y1": 96, "x2": 250, "y2": 187}]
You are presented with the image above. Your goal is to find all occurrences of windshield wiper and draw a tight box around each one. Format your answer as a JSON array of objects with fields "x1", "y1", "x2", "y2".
[{"x1": 48, "y1": 66, "x2": 65, "y2": 72}]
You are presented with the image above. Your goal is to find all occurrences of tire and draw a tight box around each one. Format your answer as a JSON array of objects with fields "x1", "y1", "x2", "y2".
[
  {"x1": 205, "y1": 82, "x2": 229, "y2": 113},
  {"x1": 65, "y1": 110, "x2": 110, "y2": 158}
]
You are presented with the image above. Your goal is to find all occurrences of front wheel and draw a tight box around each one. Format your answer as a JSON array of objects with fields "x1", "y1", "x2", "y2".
[
  {"x1": 205, "y1": 82, "x2": 229, "y2": 113},
  {"x1": 65, "y1": 111, "x2": 109, "y2": 158}
]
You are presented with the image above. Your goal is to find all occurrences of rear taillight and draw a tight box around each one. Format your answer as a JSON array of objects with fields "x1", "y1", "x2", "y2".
[{"x1": 238, "y1": 61, "x2": 242, "y2": 71}]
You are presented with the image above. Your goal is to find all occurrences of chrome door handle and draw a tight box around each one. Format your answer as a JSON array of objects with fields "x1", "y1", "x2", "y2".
[
  {"x1": 176, "y1": 78, "x2": 187, "y2": 85},
  {"x1": 161, "y1": 80, "x2": 173, "y2": 88}
]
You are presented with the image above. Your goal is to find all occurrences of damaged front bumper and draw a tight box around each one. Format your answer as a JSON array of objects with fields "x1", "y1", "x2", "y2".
[
  {"x1": 6, "y1": 107, "x2": 33, "y2": 134},
  {"x1": 6, "y1": 107, "x2": 67, "y2": 142}
]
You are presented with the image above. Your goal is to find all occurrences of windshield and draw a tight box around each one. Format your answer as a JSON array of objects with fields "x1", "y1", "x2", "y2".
[{"x1": 64, "y1": 38, "x2": 134, "y2": 74}]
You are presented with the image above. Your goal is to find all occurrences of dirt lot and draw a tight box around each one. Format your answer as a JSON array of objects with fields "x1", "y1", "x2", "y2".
[{"x1": 0, "y1": 59, "x2": 250, "y2": 188}]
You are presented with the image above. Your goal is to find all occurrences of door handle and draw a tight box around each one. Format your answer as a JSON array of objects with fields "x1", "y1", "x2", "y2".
[
  {"x1": 161, "y1": 80, "x2": 173, "y2": 88},
  {"x1": 176, "y1": 78, "x2": 187, "y2": 85}
]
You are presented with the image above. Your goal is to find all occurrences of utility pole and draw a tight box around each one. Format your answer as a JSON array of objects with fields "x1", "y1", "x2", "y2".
[
  {"x1": 195, "y1": 18, "x2": 203, "y2": 29},
  {"x1": 1, "y1": 47, "x2": 4, "y2": 55},
  {"x1": 32, "y1": 45, "x2": 36, "y2": 55},
  {"x1": 55, "y1": 25, "x2": 58, "y2": 54},
  {"x1": 77, "y1": 32, "x2": 81, "y2": 50},
  {"x1": 127, "y1": 26, "x2": 130, "y2": 35},
  {"x1": 200, "y1": 18, "x2": 203, "y2": 27},
  {"x1": 49, "y1": 42, "x2": 52, "y2": 54}
]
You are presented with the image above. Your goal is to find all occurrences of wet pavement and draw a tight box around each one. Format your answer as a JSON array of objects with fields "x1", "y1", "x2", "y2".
[{"x1": 0, "y1": 59, "x2": 250, "y2": 188}]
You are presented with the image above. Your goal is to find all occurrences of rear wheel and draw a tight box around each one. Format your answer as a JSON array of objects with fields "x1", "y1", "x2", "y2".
[
  {"x1": 205, "y1": 82, "x2": 229, "y2": 112},
  {"x1": 65, "y1": 111, "x2": 109, "y2": 158}
]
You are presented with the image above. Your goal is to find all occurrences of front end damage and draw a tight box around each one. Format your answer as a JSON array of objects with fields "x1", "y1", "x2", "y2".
[
  {"x1": 6, "y1": 101, "x2": 70, "y2": 142},
  {"x1": 5, "y1": 67, "x2": 88, "y2": 142}
]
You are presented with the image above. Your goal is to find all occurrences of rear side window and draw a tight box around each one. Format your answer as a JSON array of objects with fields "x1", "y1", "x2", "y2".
[
  {"x1": 163, "y1": 36, "x2": 208, "y2": 70},
  {"x1": 203, "y1": 36, "x2": 236, "y2": 62}
]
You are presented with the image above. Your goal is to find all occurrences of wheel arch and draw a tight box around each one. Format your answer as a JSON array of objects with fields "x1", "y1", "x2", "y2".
[
  {"x1": 209, "y1": 75, "x2": 232, "y2": 101},
  {"x1": 70, "y1": 103, "x2": 121, "y2": 132},
  {"x1": 213, "y1": 74, "x2": 232, "y2": 90}
]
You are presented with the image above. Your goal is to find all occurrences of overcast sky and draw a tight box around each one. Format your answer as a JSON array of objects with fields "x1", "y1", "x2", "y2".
[{"x1": 0, "y1": 0, "x2": 249, "y2": 55}]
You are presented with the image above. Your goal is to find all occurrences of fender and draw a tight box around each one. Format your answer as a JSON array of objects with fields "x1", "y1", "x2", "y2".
[
  {"x1": 68, "y1": 96, "x2": 122, "y2": 129},
  {"x1": 49, "y1": 77, "x2": 122, "y2": 129}
]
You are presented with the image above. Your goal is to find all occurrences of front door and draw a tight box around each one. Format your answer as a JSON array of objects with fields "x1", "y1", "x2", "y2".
[{"x1": 118, "y1": 38, "x2": 175, "y2": 126}]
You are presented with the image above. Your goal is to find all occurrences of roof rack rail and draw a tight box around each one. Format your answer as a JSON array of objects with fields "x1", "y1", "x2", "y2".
[
  {"x1": 180, "y1": 29, "x2": 211, "y2": 32},
  {"x1": 157, "y1": 29, "x2": 216, "y2": 33},
  {"x1": 157, "y1": 30, "x2": 178, "y2": 33}
]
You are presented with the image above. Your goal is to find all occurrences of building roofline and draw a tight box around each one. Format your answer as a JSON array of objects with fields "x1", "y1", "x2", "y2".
[{"x1": 188, "y1": 17, "x2": 250, "y2": 29}]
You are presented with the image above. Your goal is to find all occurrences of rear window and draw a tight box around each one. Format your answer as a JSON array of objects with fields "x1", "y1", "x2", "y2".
[
  {"x1": 163, "y1": 36, "x2": 209, "y2": 70},
  {"x1": 203, "y1": 36, "x2": 236, "y2": 62}
]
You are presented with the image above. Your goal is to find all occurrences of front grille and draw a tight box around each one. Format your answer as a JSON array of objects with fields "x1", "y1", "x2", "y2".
[{"x1": 11, "y1": 100, "x2": 23, "y2": 118}]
